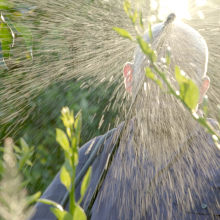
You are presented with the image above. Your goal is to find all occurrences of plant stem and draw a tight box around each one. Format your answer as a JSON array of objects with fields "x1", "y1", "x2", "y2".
[
  {"x1": 69, "y1": 141, "x2": 76, "y2": 215},
  {"x1": 153, "y1": 64, "x2": 220, "y2": 149}
]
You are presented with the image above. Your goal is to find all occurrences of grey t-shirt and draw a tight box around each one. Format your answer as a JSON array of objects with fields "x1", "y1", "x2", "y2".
[{"x1": 31, "y1": 119, "x2": 220, "y2": 220}]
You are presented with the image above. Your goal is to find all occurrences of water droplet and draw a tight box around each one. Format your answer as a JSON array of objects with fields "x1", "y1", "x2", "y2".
[
  {"x1": 201, "y1": 203, "x2": 207, "y2": 209},
  {"x1": 181, "y1": 70, "x2": 185, "y2": 76},
  {"x1": 198, "y1": 11, "x2": 205, "y2": 19},
  {"x1": 150, "y1": 0, "x2": 158, "y2": 10},
  {"x1": 161, "y1": 57, "x2": 166, "y2": 63},
  {"x1": 212, "y1": 135, "x2": 218, "y2": 141},
  {"x1": 193, "y1": 112, "x2": 199, "y2": 119}
]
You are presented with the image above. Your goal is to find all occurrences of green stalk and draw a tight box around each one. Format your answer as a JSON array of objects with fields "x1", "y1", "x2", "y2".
[
  {"x1": 153, "y1": 65, "x2": 220, "y2": 148},
  {"x1": 69, "y1": 148, "x2": 76, "y2": 215},
  {"x1": 69, "y1": 126, "x2": 77, "y2": 216}
]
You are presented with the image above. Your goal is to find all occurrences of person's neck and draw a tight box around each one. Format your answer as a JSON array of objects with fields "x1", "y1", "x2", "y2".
[{"x1": 135, "y1": 117, "x2": 194, "y2": 172}]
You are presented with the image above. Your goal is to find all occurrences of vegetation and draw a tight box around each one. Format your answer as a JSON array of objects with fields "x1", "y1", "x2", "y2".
[
  {"x1": 113, "y1": 0, "x2": 220, "y2": 148},
  {"x1": 38, "y1": 107, "x2": 90, "y2": 220},
  {"x1": 0, "y1": 0, "x2": 220, "y2": 219},
  {"x1": 0, "y1": 0, "x2": 119, "y2": 196},
  {"x1": 0, "y1": 107, "x2": 89, "y2": 219},
  {"x1": 0, "y1": 137, "x2": 41, "y2": 220},
  {"x1": 0, "y1": 0, "x2": 36, "y2": 69}
]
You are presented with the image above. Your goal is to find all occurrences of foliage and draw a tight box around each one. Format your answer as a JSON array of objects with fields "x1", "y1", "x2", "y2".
[
  {"x1": 0, "y1": 137, "x2": 41, "y2": 220},
  {"x1": 38, "y1": 107, "x2": 90, "y2": 220},
  {"x1": 0, "y1": 0, "x2": 118, "y2": 198},
  {"x1": 0, "y1": 0, "x2": 36, "y2": 69},
  {"x1": 113, "y1": 0, "x2": 220, "y2": 149},
  {"x1": 3, "y1": 78, "x2": 117, "y2": 196}
]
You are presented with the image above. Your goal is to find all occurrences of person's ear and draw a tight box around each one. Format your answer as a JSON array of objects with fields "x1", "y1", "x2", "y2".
[
  {"x1": 123, "y1": 62, "x2": 133, "y2": 93},
  {"x1": 198, "y1": 76, "x2": 210, "y2": 104}
]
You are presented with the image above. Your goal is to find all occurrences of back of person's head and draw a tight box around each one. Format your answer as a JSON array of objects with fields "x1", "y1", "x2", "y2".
[{"x1": 132, "y1": 14, "x2": 209, "y2": 98}]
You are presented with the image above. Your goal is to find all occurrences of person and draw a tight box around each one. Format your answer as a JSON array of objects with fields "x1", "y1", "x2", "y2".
[{"x1": 31, "y1": 14, "x2": 220, "y2": 220}]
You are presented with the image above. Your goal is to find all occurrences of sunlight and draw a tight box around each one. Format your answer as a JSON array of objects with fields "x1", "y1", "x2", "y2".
[
  {"x1": 158, "y1": 0, "x2": 191, "y2": 20},
  {"x1": 195, "y1": 0, "x2": 207, "y2": 6}
]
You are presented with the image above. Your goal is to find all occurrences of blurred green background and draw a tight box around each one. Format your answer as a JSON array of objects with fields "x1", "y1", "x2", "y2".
[
  {"x1": 1, "y1": 0, "x2": 220, "y2": 199},
  {"x1": 0, "y1": 0, "x2": 123, "y2": 195}
]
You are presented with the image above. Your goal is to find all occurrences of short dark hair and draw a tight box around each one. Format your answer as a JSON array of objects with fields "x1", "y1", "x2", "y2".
[{"x1": 132, "y1": 19, "x2": 208, "y2": 98}]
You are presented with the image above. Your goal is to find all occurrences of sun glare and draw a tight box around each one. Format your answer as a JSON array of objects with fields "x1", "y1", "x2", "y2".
[
  {"x1": 195, "y1": 0, "x2": 207, "y2": 6},
  {"x1": 157, "y1": 0, "x2": 191, "y2": 20}
]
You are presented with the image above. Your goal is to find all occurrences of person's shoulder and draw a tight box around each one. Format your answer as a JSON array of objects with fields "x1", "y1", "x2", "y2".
[
  {"x1": 78, "y1": 135, "x2": 104, "y2": 163},
  {"x1": 78, "y1": 118, "x2": 135, "y2": 163}
]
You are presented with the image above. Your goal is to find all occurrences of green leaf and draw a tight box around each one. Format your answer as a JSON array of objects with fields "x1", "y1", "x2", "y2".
[
  {"x1": 0, "y1": 22, "x2": 13, "y2": 59},
  {"x1": 0, "y1": 39, "x2": 8, "y2": 69},
  {"x1": 70, "y1": 109, "x2": 74, "y2": 125},
  {"x1": 148, "y1": 22, "x2": 153, "y2": 42},
  {"x1": 60, "y1": 116, "x2": 70, "y2": 128},
  {"x1": 71, "y1": 136, "x2": 76, "y2": 150},
  {"x1": 18, "y1": 151, "x2": 31, "y2": 170},
  {"x1": 13, "y1": 145, "x2": 22, "y2": 153},
  {"x1": 1, "y1": 14, "x2": 15, "y2": 48},
  {"x1": 14, "y1": 4, "x2": 37, "y2": 15},
  {"x1": 12, "y1": 22, "x2": 33, "y2": 59},
  {"x1": 19, "y1": 179, "x2": 29, "y2": 190},
  {"x1": 38, "y1": 199, "x2": 64, "y2": 210},
  {"x1": 74, "y1": 113, "x2": 82, "y2": 131},
  {"x1": 145, "y1": 67, "x2": 155, "y2": 80},
  {"x1": 20, "y1": 138, "x2": 29, "y2": 153},
  {"x1": 74, "y1": 151, "x2": 78, "y2": 166},
  {"x1": 156, "y1": 79, "x2": 163, "y2": 90},
  {"x1": 0, "y1": 160, "x2": 5, "y2": 174},
  {"x1": 139, "y1": 11, "x2": 144, "y2": 29},
  {"x1": 26, "y1": 191, "x2": 41, "y2": 205},
  {"x1": 145, "y1": 68, "x2": 163, "y2": 90},
  {"x1": 180, "y1": 79, "x2": 199, "y2": 110},
  {"x1": 74, "y1": 113, "x2": 82, "y2": 146},
  {"x1": 131, "y1": 10, "x2": 138, "y2": 24},
  {"x1": 112, "y1": 27, "x2": 133, "y2": 41},
  {"x1": 64, "y1": 159, "x2": 73, "y2": 175},
  {"x1": 12, "y1": 11, "x2": 23, "y2": 17},
  {"x1": 123, "y1": 1, "x2": 131, "y2": 15},
  {"x1": 56, "y1": 128, "x2": 70, "y2": 152},
  {"x1": 73, "y1": 204, "x2": 87, "y2": 220},
  {"x1": 60, "y1": 164, "x2": 71, "y2": 191},
  {"x1": 4, "y1": 16, "x2": 20, "y2": 35},
  {"x1": 0, "y1": 0, "x2": 14, "y2": 10},
  {"x1": 50, "y1": 208, "x2": 73, "y2": 220},
  {"x1": 26, "y1": 159, "x2": 33, "y2": 166},
  {"x1": 175, "y1": 66, "x2": 188, "y2": 86},
  {"x1": 0, "y1": 147, "x2": 4, "y2": 152},
  {"x1": 79, "y1": 167, "x2": 91, "y2": 204},
  {"x1": 137, "y1": 35, "x2": 156, "y2": 62}
]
